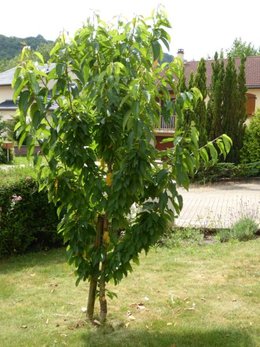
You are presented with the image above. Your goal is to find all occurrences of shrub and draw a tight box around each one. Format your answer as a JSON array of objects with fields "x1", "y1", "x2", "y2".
[
  {"x1": 240, "y1": 111, "x2": 260, "y2": 163},
  {"x1": 193, "y1": 162, "x2": 238, "y2": 183},
  {"x1": 193, "y1": 161, "x2": 260, "y2": 183},
  {"x1": 217, "y1": 217, "x2": 258, "y2": 242},
  {"x1": 236, "y1": 161, "x2": 260, "y2": 177},
  {"x1": 0, "y1": 175, "x2": 61, "y2": 257},
  {"x1": 216, "y1": 229, "x2": 233, "y2": 242},
  {"x1": 231, "y1": 217, "x2": 258, "y2": 241}
]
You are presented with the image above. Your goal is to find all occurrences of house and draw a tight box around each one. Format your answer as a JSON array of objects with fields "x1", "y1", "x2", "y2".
[
  {"x1": 154, "y1": 54, "x2": 260, "y2": 149},
  {"x1": 184, "y1": 55, "x2": 260, "y2": 117},
  {"x1": 0, "y1": 67, "x2": 17, "y2": 121},
  {"x1": 1, "y1": 55, "x2": 260, "y2": 149}
]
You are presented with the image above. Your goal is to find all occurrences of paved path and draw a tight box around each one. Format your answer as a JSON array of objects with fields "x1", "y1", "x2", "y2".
[{"x1": 175, "y1": 180, "x2": 260, "y2": 228}]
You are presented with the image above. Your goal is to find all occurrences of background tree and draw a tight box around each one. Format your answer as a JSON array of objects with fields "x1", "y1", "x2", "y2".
[
  {"x1": 193, "y1": 58, "x2": 208, "y2": 145},
  {"x1": 206, "y1": 53, "x2": 247, "y2": 163},
  {"x1": 207, "y1": 52, "x2": 225, "y2": 140},
  {"x1": 222, "y1": 56, "x2": 247, "y2": 162},
  {"x1": 13, "y1": 12, "x2": 231, "y2": 324},
  {"x1": 235, "y1": 57, "x2": 247, "y2": 162},
  {"x1": 0, "y1": 35, "x2": 54, "y2": 72},
  {"x1": 227, "y1": 37, "x2": 260, "y2": 58},
  {"x1": 240, "y1": 110, "x2": 260, "y2": 163}
]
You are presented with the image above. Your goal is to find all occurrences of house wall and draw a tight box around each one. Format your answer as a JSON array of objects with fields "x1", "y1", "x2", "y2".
[
  {"x1": 0, "y1": 109, "x2": 16, "y2": 121},
  {"x1": 248, "y1": 88, "x2": 260, "y2": 112},
  {"x1": 0, "y1": 85, "x2": 13, "y2": 103}
]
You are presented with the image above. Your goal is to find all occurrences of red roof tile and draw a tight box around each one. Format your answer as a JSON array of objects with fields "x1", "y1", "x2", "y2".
[{"x1": 184, "y1": 56, "x2": 260, "y2": 89}]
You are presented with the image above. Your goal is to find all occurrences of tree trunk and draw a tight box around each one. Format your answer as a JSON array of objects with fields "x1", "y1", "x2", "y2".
[
  {"x1": 99, "y1": 263, "x2": 107, "y2": 324},
  {"x1": 99, "y1": 215, "x2": 108, "y2": 324},
  {"x1": 87, "y1": 277, "x2": 97, "y2": 321},
  {"x1": 86, "y1": 215, "x2": 103, "y2": 322}
]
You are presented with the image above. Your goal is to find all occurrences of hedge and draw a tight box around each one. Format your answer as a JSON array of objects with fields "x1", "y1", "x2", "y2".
[
  {"x1": 240, "y1": 111, "x2": 260, "y2": 164},
  {"x1": 0, "y1": 175, "x2": 62, "y2": 257},
  {"x1": 193, "y1": 161, "x2": 260, "y2": 183}
]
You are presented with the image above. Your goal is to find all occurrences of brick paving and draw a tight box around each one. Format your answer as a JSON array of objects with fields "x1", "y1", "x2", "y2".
[{"x1": 175, "y1": 180, "x2": 260, "y2": 228}]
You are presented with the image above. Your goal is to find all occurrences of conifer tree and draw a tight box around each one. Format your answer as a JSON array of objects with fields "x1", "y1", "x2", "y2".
[
  {"x1": 207, "y1": 52, "x2": 225, "y2": 140},
  {"x1": 223, "y1": 56, "x2": 243, "y2": 163},
  {"x1": 207, "y1": 54, "x2": 247, "y2": 163},
  {"x1": 194, "y1": 58, "x2": 208, "y2": 145},
  {"x1": 234, "y1": 57, "x2": 247, "y2": 162}
]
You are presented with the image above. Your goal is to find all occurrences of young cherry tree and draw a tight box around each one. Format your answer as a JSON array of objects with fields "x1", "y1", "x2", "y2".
[{"x1": 13, "y1": 11, "x2": 231, "y2": 323}]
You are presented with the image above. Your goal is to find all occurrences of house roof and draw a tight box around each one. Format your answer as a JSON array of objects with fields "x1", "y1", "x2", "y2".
[
  {"x1": 0, "y1": 64, "x2": 55, "y2": 86},
  {"x1": 184, "y1": 56, "x2": 260, "y2": 89},
  {"x1": 0, "y1": 99, "x2": 16, "y2": 110},
  {"x1": 0, "y1": 67, "x2": 17, "y2": 86}
]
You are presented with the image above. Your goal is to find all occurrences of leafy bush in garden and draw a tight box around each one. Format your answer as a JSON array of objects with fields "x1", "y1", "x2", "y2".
[
  {"x1": 193, "y1": 161, "x2": 260, "y2": 183},
  {"x1": 240, "y1": 111, "x2": 260, "y2": 163},
  {"x1": 217, "y1": 217, "x2": 259, "y2": 242},
  {"x1": 0, "y1": 175, "x2": 61, "y2": 257},
  {"x1": 231, "y1": 217, "x2": 259, "y2": 241}
]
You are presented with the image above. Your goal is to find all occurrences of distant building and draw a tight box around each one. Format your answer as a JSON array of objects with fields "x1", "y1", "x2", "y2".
[{"x1": 1, "y1": 56, "x2": 259, "y2": 150}]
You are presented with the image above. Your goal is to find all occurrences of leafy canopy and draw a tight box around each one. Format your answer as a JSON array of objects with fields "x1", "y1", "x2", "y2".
[{"x1": 13, "y1": 11, "x2": 231, "y2": 319}]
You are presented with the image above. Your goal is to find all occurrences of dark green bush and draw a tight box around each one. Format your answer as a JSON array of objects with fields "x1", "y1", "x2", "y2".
[
  {"x1": 240, "y1": 111, "x2": 260, "y2": 163},
  {"x1": 193, "y1": 161, "x2": 260, "y2": 183},
  {"x1": 0, "y1": 176, "x2": 61, "y2": 257},
  {"x1": 193, "y1": 162, "x2": 238, "y2": 183},
  {"x1": 236, "y1": 161, "x2": 260, "y2": 177},
  {"x1": 217, "y1": 217, "x2": 258, "y2": 242},
  {"x1": 231, "y1": 217, "x2": 258, "y2": 241}
]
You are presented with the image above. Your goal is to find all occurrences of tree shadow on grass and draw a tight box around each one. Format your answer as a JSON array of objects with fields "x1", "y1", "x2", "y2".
[
  {"x1": 80, "y1": 326, "x2": 255, "y2": 347},
  {"x1": 0, "y1": 247, "x2": 66, "y2": 274}
]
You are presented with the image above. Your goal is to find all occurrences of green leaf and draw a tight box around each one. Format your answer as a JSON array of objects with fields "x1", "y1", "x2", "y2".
[
  {"x1": 152, "y1": 41, "x2": 162, "y2": 61},
  {"x1": 123, "y1": 111, "x2": 131, "y2": 131},
  {"x1": 216, "y1": 139, "x2": 226, "y2": 158},
  {"x1": 18, "y1": 90, "x2": 31, "y2": 116},
  {"x1": 28, "y1": 72, "x2": 40, "y2": 95},
  {"x1": 221, "y1": 134, "x2": 232, "y2": 154},
  {"x1": 13, "y1": 76, "x2": 26, "y2": 102},
  {"x1": 56, "y1": 63, "x2": 65, "y2": 77},
  {"x1": 34, "y1": 51, "x2": 44, "y2": 64},
  {"x1": 200, "y1": 147, "x2": 209, "y2": 164},
  {"x1": 207, "y1": 142, "x2": 218, "y2": 163}
]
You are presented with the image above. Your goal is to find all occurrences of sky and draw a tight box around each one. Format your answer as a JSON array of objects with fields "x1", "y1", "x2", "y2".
[{"x1": 0, "y1": 0, "x2": 259, "y2": 61}]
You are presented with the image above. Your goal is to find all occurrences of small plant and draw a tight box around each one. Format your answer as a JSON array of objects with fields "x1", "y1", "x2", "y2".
[
  {"x1": 231, "y1": 217, "x2": 258, "y2": 241},
  {"x1": 217, "y1": 228, "x2": 232, "y2": 242},
  {"x1": 159, "y1": 227, "x2": 204, "y2": 247},
  {"x1": 217, "y1": 217, "x2": 259, "y2": 242}
]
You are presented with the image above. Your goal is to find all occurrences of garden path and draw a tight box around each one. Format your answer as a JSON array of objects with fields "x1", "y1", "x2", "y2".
[{"x1": 176, "y1": 180, "x2": 260, "y2": 228}]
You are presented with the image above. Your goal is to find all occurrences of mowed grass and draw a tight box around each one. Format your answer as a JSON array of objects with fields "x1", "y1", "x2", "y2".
[{"x1": 0, "y1": 240, "x2": 259, "y2": 347}]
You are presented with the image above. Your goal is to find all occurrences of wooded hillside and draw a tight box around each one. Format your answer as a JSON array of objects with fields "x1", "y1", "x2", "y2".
[{"x1": 0, "y1": 34, "x2": 52, "y2": 59}]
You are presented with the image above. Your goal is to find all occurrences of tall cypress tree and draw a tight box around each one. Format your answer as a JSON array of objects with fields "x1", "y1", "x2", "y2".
[
  {"x1": 181, "y1": 72, "x2": 194, "y2": 129},
  {"x1": 235, "y1": 57, "x2": 247, "y2": 162},
  {"x1": 208, "y1": 55, "x2": 247, "y2": 163},
  {"x1": 207, "y1": 52, "x2": 225, "y2": 140},
  {"x1": 194, "y1": 58, "x2": 208, "y2": 145},
  {"x1": 222, "y1": 56, "x2": 241, "y2": 163}
]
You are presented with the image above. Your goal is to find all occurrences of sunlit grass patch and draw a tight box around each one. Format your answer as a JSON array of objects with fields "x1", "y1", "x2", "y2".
[{"x1": 0, "y1": 240, "x2": 259, "y2": 347}]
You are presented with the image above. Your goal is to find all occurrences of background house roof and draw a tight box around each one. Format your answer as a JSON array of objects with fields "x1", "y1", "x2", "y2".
[
  {"x1": 0, "y1": 68, "x2": 17, "y2": 86},
  {"x1": 0, "y1": 64, "x2": 55, "y2": 86},
  {"x1": 184, "y1": 56, "x2": 260, "y2": 89},
  {"x1": 0, "y1": 99, "x2": 16, "y2": 109}
]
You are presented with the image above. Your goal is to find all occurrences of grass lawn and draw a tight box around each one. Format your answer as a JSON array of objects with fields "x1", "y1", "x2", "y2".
[
  {"x1": 13, "y1": 156, "x2": 32, "y2": 166},
  {"x1": 0, "y1": 240, "x2": 259, "y2": 347}
]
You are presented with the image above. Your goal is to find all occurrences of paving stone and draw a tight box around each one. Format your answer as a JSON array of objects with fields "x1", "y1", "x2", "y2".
[{"x1": 175, "y1": 180, "x2": 260, "y2": 228}]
